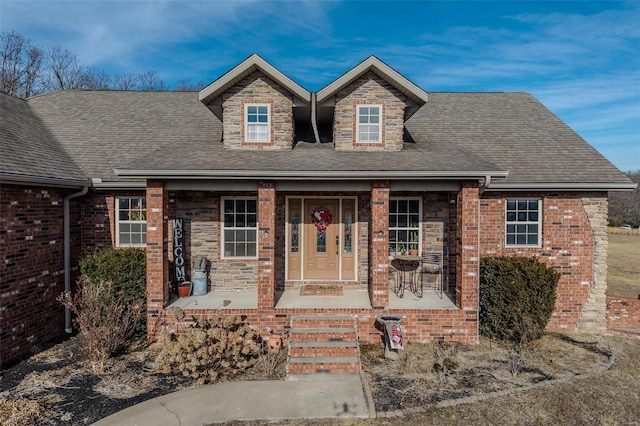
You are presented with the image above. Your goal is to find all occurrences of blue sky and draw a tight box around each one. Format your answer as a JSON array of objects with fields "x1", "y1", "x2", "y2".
[{"x1": 2, "y1": 0, "x2": 638, "y2": 171}]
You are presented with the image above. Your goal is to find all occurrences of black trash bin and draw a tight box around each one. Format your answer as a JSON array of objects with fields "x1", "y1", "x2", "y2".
[{"x1": 376, "y1": 315, "x2": 404, "y2": 360}]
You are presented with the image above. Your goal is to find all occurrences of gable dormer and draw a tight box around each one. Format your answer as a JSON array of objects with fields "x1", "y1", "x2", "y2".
[
  {"x1": 317, "y1": 56, "x2": 428, "y2": 151},
  {"x1": 199, "y1": 54, "x2": 310, "y2": 150}
]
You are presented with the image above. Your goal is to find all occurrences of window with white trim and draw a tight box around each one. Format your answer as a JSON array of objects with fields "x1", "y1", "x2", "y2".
[
  {"x1": 506, "y1": 199, "x2": 541, "y2": 246},
  {"x1": 245, "y1": 104, "x2": 270, "y2": 142},
  {"x1": 389, "y1": 198, "x2": 421, "y2": 254},
  {"x1": 116, "y1": 197, "x2": 146, "y2": 246},
  {"x1": 357, "y1": 105, "x2": 381, "y2": 143},
  {"x1": 222, "y1": 198, "x2": 258, "y2": 258}
]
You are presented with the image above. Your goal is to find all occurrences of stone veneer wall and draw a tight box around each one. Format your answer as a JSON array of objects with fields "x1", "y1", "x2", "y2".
[
  {"x1": 333, "y1": 71, "x2": 405, "y2": 151},
  {"x1": 479, "y1": 192, "x2": 605, "y2": 331},
  {"x1": 222, "y1": 71, "x2": 295, "y2": 150},
  {"x1": 174, "y1": 191, "x2": 258, "y2": 290},
  {"x1": 576, "y1": 195, "x2": 609, "y2": 333}
]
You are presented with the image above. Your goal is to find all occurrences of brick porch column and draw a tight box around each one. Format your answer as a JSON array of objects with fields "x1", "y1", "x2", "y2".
[
  {"x1": 258, "y1": 181, "x2": 276, "y2": 310},
  {"x1": 456, "y1": 182, "x2": 480, "y2": 337},
  {"x1": 146, "y1": 180, "x2": 168, "y2": 340},
  {"x1": 370, "y1": 181, "x2": 390, "y2": 309}
]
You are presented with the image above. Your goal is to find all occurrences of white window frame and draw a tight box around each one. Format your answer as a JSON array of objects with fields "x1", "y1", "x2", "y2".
[
  {"x1": 356, "y1": 104, "x2": 382, "y2": 143},
  {"x1": 115, "y1": 196, "x2": 147, "y2": 247},
  {"x1": 505, "y1": 198, "x2": 542, "y2": 247},
  {"x1": 244, "y1": 103, "x2": 270, "y2": 143},
  {"x1": 221, "y1": 197, "x2": 259, "y2": 259},
  {"x1": 389, "y1": 197, "x2": 421, "y2": 255}
]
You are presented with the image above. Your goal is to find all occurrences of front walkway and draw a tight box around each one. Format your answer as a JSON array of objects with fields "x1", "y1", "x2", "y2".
[{"x1": 92, "y1": 374, "x2": 368, "y2": 425}]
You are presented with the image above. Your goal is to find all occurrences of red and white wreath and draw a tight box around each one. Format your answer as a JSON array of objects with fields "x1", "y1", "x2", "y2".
[{"x1": 310, "y1": 208, "x2": 333, "y2": 232}]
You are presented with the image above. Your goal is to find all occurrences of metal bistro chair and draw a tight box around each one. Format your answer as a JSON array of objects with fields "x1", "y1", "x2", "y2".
[
  {"x1": 389, "y1": 262, "x2": 402, "y2": 296},
  {"x1": 411, "y1": 253, "x2": 443, "y2": 298}
]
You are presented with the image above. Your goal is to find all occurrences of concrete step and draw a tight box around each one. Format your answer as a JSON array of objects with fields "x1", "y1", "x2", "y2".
[
  {"x1": 287, "y1": 314, "x2": 360, "y2": 378},
  {"x1": 290, "y1": 315, "x2": 356, "y2": 329},
  {"x1": 287, "y1": 356, "x2": 360, "y2": 374},
  {"x1": 289, "y1": 341, "x2": 358, "y2": 358},
  {"x1": 290, "y1": 328, "x2": 356, "y2": 342}
]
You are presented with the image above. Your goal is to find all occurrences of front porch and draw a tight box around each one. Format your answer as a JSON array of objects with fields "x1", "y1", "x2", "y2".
[
  {"x1": 146, "y1": 180, "x2": 481, "y2": 344},
  {"x1": 166, "y1": 286, "x2": 458, "y2": 311}
]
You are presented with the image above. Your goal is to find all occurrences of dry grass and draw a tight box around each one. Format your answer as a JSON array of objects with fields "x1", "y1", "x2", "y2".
[
  {"x1": 232, "y1": 335, "x2": 640, "y2": 426},
  {"x1": 607, "y1": 231, "x2": 640, "y2": 298}
]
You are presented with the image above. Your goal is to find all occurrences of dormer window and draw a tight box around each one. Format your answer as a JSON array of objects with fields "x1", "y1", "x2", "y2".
[
  {"x1": 357, "y1": 105, "x2": 381, "y2": 143},
  {"x1": 245, "y1": 104, "x2": 270, "y2": 142}
]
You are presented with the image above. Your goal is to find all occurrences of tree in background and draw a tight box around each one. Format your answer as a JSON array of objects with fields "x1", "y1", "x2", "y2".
[
  {"x1": 0, "y1": 30, "x2": 180, "y2": 98},
  {"x1": 609, "y1": 170, "x2": 640, "y2": 227},
  {"x1": 0, "y1": 31, "x2": 44, "y2": 98}
]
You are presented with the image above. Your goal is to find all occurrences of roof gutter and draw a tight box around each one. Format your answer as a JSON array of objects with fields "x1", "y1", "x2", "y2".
[
  {"x1": 0, "y1": 172, "x2": 89, "y2": 188},
  {"x1": 64, "y1": 185, "x2": 89, "y2": 333},
  {"x1": 114, "y1": 168, "x2": 509, "y2": 180},
  {"x1": 486, "y1": 182, "x2": 637, "y2": 191}
]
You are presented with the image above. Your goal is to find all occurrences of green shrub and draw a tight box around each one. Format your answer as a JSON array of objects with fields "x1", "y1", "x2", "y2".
[
  {"x1": 79, "y1": 247, "x2": 146, "y2": 337},
  {"x1": 479, "y1": 256, "x2": 560, "y2": 343},
  {"x1": 155, "y1": 315, "x2": 261, "y2": 385}
]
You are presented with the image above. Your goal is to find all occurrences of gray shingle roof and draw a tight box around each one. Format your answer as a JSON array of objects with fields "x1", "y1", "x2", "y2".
[
  {"x1": 28, "y1": 90, "x2": 220, "y2": 182},
  {"x1": 408, "y1": 92, "x2": 629, "y2": 185},
  {"x1": 22, "y1": 89, "x2": 630, "y2": 187},
  {"x1": 0, "y1": 92, "x2": 87, "y2": 185}
]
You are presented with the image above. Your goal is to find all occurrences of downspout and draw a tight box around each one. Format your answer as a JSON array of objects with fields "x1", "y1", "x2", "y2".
[
  {"x1": 310, "y1": 92, "x2": 321, "y2": 144},
  {"x1": 476, "y1": 175, "x2": 490, "y2": 342},
  {"x1": 64, "y1": 185, "x2": 89, "y2": 333},
  {"x1": 479, "y1": 174, "x2": 491, "y2": 192}
]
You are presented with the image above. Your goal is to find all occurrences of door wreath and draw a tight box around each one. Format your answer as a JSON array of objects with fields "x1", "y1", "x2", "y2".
[{"x1": 310, "y1": 208, "x2": 333, "y2": 232}]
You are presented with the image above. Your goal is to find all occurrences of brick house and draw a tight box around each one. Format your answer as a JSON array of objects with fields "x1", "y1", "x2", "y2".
[{"x1": 1, "y1": 54, "x2": 635, "y2": 368}]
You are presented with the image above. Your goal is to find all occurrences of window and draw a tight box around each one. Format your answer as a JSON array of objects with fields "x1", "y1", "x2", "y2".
[
  {"x1": 506, "y1": 199, "x2": 541, "y2": 246},
  {"x1": 357, "y1": 105, "x2": 381, "y2": 143},
  {"x1": 222, "y1": 198, "x2": 258, "y2": 258},
  {"x1": 389, "y1": 198, "x2": 420, "y2": 254},
  {"x1": 116, "y1": 197, "x2": 146, "y2": 246},
  {"x1": 245, "y1": 104, "x2": 270, "y2": 142}
]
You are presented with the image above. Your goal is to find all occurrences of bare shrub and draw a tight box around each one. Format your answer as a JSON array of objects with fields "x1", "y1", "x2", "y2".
[
  {"x1": 155, "y1": 315, "x2": 261, "y2": 385},
  {"x1": 58, "y1": 279, "x2": 144, "y2": 373},
  {"x1": 432, "y1": 341, "x2": 459, "y2": 386},
  {"x1": 507, "y1": 343, "x2": 530, "y2": 377},
  {"x1": 255, "y1": 344, "x2": 288, "y2": 379}
]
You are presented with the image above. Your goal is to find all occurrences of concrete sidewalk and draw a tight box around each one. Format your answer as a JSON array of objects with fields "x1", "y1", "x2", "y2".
[{"x1": 92, "y1": 374, "x2": 369, "y2": 425}]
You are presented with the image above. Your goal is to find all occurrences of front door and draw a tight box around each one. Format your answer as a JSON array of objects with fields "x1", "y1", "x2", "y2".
[
  {"x1": 287, "y1": 197, "x2": 356, "y2": 281},
  {"x1": 304, "y1": 199, "x2": 339, "y2": 279}
]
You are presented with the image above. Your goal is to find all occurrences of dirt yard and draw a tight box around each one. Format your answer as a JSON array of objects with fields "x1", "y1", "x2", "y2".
[{"x1": 3, "y1": 330, "x2": 634, "y2": 425}]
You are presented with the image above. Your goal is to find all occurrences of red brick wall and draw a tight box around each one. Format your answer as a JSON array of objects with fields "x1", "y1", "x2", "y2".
[
  {"x1": 479, "y1": 192, "x2": 596, "y2": 331},
  {"x1": 370, "y1": 182, "x2": 390, "y2": 308},
  {"x1": 607, "y1": 296, "x2": 640, "y2": 337},
  {"x1": 146, "y1": 181, "x2": 168, "y2": 339},
  {"x1": 1, "y1": 185, "x2": 70, "y2": 367}
]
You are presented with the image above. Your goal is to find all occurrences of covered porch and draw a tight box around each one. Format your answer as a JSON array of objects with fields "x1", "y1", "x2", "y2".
[{"x1": 146, "y1": 179, "x2": 481, "y2": 342}]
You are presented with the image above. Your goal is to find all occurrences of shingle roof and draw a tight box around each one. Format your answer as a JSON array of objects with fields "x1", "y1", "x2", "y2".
[
  {"x1": 408, "y1": 92, "x2": 629, "y2": 185},
  {"x1": 22, "y1": 89, "x2": 630, "y2": 188},
  {"x1": 28, "y1": 90, "x2": 220, "y2": 182},
  {"x1": 0, "y1": 92, "x2": 87, "y2": 185}
]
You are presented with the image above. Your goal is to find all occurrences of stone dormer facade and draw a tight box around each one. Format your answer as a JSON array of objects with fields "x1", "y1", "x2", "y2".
[
  {"x1": 200, "y1": 54, "x2": 428, "y2": 151},
  {"x1": 221, "y1": 71, "x2": 295, "y2": 150},
  {"x1": 333, "y1": 71, "x2": 406, "y2": 151}
]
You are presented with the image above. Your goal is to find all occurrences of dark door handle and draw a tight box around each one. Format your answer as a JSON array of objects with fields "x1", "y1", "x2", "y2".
[{"x1": 336, "y1": 236, "x2": 339, "y2": 255}]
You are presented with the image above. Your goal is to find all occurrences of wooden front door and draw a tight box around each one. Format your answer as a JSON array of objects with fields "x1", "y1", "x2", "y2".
[
  {"x1": 287, "y1": 197, "x2": 357, "y2": 281},
  {"x1": 304, "y1": 199, "x2": 339, "y2": 279}
]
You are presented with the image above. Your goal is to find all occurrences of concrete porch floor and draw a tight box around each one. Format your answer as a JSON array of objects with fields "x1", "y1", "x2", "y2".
[{"x1": 165, "y1": 287, "x2": 458, "y2": 311}]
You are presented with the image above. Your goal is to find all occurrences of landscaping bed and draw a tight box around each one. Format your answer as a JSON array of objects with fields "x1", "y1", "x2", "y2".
[{"x1": 360, "y1": 332, "x2": 612, "y2": 413}]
